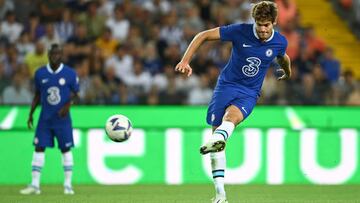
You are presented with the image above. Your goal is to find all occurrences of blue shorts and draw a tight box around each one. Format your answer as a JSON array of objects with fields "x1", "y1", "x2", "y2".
[
  {"x1": 206, "y1": 86, "x2": 258, "y2": 126},
  {"x1": 34, "y1": 121, "x2": 74, "y2": 150}
]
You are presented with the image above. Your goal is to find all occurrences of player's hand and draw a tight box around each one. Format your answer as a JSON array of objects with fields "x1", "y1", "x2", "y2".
[
  {"x1": 27, "y1": 116, "x2": 33, "y2": 129},
  {"x1": 276, "y1": 69, "x2": 289, "y2": 81},
  {"x1": 58, "y1": 105, "x2": 70, "y2": 118},
  {"x1": 175, "y1": 61, "x2": 193, "y2": 77}
]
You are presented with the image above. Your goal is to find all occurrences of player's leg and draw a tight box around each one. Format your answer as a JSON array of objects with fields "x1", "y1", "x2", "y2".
[
  {"x1": 20, "y1": 147, "x2": 46, "y2": 195},
  {"x1": 204, "y1": 106, "x2": 242, "y2": 202},
  {"x1": 20, "y1": 125, "x2": 53, "y2": 195},
  {"x1": 61, "y1": 147, "x2": 74, "y2": 195},
  {"x1": 201, "y1": 105, "x2": 242, "y2": 155},
  {"x1": 54, "y1": 124, "x2": 75, "y2": 195}
]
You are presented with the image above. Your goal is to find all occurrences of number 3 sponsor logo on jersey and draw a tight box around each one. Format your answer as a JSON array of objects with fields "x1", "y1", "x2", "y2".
[
  {"x1": 242, "y1": 57, "x2": 261, "y2": 77},
  {"x1": 47, "y1": 86, "x2": 61, "y2": 105}
]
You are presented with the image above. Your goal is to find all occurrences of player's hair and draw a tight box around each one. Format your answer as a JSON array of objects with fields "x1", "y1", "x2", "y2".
[
  {"x1": 251, "y1": 1, "x2": 278, "y2": 23},
  {"x1": 49, "y1": 43, "x2": 62, "y2": 51}
]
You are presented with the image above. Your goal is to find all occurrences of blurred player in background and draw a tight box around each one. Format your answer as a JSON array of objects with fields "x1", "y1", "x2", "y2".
[
  {"x1": 175, "y1": 1, "x2": 291, "y2": 202},
  {"x1": 20, "y1": 44, "x2": 79, "y2": 195}
]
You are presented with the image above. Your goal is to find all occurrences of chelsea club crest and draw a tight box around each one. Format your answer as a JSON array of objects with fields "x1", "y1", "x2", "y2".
[{"x1": 266, "y1": 49, "x2": 273, "y2": 57}]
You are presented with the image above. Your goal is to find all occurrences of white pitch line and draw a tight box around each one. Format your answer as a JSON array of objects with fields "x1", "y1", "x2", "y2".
[
  {"x1": 285, "y1": 107, "x2": 306, "y2": 130},
  {"x1": 0, "y1": 107, "x2": 18, "y2": 130}
]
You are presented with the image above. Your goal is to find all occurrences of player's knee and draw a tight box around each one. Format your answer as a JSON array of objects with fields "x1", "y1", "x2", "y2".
[
  {"x1": 35, "y1": 147, "x2": 45, "y2": 152},
  {"x1": 223, "y1": 106, "x2": 244, "y2": 125},
  {"x1": 223, "y1": 115, "x2": 242, "y2": 125}
]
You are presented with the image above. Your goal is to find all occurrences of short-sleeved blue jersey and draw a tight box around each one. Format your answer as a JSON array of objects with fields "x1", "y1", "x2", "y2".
[
  {"x1": 34, "y1": 63, "x2": 79, "y2": 126},
  {"x1": 218, "y1": 23, "x2": 288, "y2": 98}
]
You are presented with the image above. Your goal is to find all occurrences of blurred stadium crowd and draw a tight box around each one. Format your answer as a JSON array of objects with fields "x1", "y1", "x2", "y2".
[{"x1": 0, "y1": 0, "x2": 359, "y2": 105}]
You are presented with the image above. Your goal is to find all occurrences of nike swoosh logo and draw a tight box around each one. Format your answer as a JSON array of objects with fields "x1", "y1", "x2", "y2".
[
  {"x1": 242, "y1": 43, "x2": 252, "y2": 47},
  {"x1": 241, "y1": 107, "x2": 248, "y2": 114}
]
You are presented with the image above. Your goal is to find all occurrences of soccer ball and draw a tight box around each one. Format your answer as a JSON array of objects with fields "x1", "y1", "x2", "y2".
[{"x1": 105, "y1": 114, "x2": 133, "y2": 142}]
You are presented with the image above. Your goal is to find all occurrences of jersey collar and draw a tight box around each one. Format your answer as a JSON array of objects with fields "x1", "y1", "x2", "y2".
[
  {"x1": 47, "y1": 63, "x2": 64, "y2": 74},
  {"x1": 252, "y1": 23, "x2": 274, "y2": 42}
]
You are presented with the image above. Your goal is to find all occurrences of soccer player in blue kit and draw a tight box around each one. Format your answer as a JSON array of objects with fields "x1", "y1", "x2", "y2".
[
  {"x1": 175, "y1": 1, "x2": 291, "y2": 202},
  {"x1": 20, "y1": 44, "x2": 79, "y2": 195}
]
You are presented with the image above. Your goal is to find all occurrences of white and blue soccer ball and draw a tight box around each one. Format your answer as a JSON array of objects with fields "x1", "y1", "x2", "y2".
[{"x1": 105, "y1": 114, "x2": 133, "y2": 142}]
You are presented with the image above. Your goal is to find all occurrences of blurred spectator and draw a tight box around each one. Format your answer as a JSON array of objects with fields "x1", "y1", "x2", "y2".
[
  {"x1": 16, "y1": 31, "x2": 35, "y2": 60},
  {"x1": 77, "y1": 0, "x2": 106, "y2": 39},
  {"x1": 125, "y1": 60, "x2": 152, "y2": 103},
  {"x1": 261, "y1": 69, "x2": 279, "y2": 104},
  {"x1": 143, "y1": 41, "x2": 163, "y2": 75},
  {"x1": 276, "y1": 0, "x2": 298, "y2": 28},
  {"x1": 24, "y1": 41, "x2": 47, "y2": 77},
  {"x1": 206, "y1": 64, "x2": 220, "y2": 89},
  {"x1": 105, "y1": 43, "x2": 134, "y2": 82},
  {"x1": 159, "y1": 75, "x2": 186, "y2": 105},
  {"x1": 23, "y1": 12, "x2": 45, "y2": 41},
  {"x1": 95, "y1": 27, "x2": 119, "y2": 60},
  {"x1": 300, "y1": 64, "x2": 331, "y2": 105},
  {"x1": 0, "y1": 11, "x2": 23, "y2": 43},
  {"x1": 38, "y1": 0, "x2": 65, "y2": 23},
  {"x1": 75, "y1": 58, "x2": 92, "y2": 104},
  {"x1": 346, "y1": 83, "x2": 360, "y2": 105},
  {"x1": 106, "y1": 4, "x2": 130, "y2": 42},
  {"x1": 293, "y1": 49, "x2": 313, "y2": 76},
  {"x1": 284, "y1": 64, "x2": 303, "y2": 104},
  {"x1": 319, "y1": 47, "x2": 340, "y2": 84},
  {"x1": 303, "y1": 26, "x2": 326, "y2": 61},
  {"x1": 65, "y1": 23, "x2": 92, "y2": 66},
  {"x1": 160, "y1": 9, "x2": 183, "y2": 45},
  {"x1": 146, "y1": 85, "x2": 160, "y2": 105},
  {"x1": 187, "y1": 74, "x2": 212, "y2": 105},
  {"x1": 143, "y1": 0, "x2": 171, "y2": 16},
  {"x1": 176, "y1": 70, "x2": 200, "y2": 94},
  {"x1": 234, "y1": 2, "x2": 254, "y2": 24},
  {"x1": 85, "y1": 75, "x2": 111, "y2": 104},
  {"x1": 13, "y1": 0, "x2": 35, "y2": 24},
  {"x1": 191, "y1": 45, "x2": 213, "y2": 75},
  {"x1": 102, "y1": 65, "x2": 121, "y2": 102},
  {"x1": 152, "y1": 64, "x2": 175, "y2": 91},
  {"x1": 55, "y1": 8, "x2": 75, "y2": 43},
  {"x1": 0, "y1": 0, "x2": 14, "y2": 20},
  {"x1": 97, "y1": 0, "x2": 115, "y2": 18},
  {"x1": 39, "y1": 23, "x2": 61, "y2": 49},
  {"x1": 1, "y1": 43, "x2": 21, "y2": 77},
  {"x1": 281, "y1": 20, "x2": 301, "y2": 60},
  {"x1": 333, "y1": 70, "x2": 357, "y2": 104},
  {"x1": 2, "y1": 71, "x2": 32, "y2": 104},
  {"x1": 197, "y1": 0, "x2": 212, "y2": 23},
  {"x1": 179, "y1": 6, "x2": 204, "y2": 33},
  {"x1": 0, "y1": 63, "x2": 11, "y2": 99}
]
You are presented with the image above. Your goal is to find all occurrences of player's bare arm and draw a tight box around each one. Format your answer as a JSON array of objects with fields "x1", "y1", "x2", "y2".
[
  {"x1": 27, "y1": 91, "x2": 40, "y2": 129},
  {"x1": 175, "y1": 27, "x2": 220, "y2": 77},
  {"x1": 58, "y1": 92, "x2": 79, "y2": 118},
  {"x1": 276, "y1": 53, "x2": 291, "y2": 80}
]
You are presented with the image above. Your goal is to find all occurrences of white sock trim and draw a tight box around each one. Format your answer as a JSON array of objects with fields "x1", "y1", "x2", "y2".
[{"x1": 213, "y1": 121, "x2": 235, "y2": 141}]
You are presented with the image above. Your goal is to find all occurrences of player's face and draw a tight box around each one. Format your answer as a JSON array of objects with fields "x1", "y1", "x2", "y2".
[
  {"x1": 255, "y1": 20, "x2": 274, "y2": 41},
  {"x1": 48, "y1": 48, "x2": 63, "y2": 65}
]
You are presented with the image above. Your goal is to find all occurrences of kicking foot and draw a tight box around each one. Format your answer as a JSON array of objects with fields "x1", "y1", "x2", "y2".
[
  {"x1": 64, "y1": 186, "x2": 75, "y2": 195},
  {"x1": 20, "y1": 185, "x2": 41, "y2": 195},
  {"x1": 200, "y1": 139, "x2": 226, "y2": 155},
  {"x1": 211, "y1": 195, "x2": 228, "y2": 203}
]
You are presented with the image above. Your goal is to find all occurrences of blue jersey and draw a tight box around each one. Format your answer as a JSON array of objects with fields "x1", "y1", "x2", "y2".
[
  {"x1": 218, "y1": 23, "x2": 288, "y2": 98},
  {"x1": 34, "y1": 63, "x2": 79, "y2": 126}
]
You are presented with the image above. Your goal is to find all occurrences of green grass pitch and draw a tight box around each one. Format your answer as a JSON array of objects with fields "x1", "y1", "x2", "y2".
[{"x1": 1, "y1": 185, "x2": 360, "y2": 203}]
